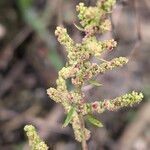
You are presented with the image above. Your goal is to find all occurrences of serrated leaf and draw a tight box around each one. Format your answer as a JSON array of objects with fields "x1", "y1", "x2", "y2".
[
  {"x1": 74, "y1": 23, "x2": 84, "y2": 31},
  {"x1": 63, "y1": 106, "x2": 75, "y2": 127},
  {"x1": 88, "y1": 80, "x2": 102, "y2": 86},
  {"x1": 87, "y1": 115, "x2": 103, "y2": 127}
]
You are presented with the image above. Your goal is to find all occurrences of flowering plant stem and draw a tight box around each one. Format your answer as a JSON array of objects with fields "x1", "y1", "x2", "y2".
[{"x1": 24, "y1": 1, "x2": 143, "y2": 149}]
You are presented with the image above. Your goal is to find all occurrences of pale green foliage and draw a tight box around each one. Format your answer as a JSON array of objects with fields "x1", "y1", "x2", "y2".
[{"x1": 46, "y1": 0, "x2": 143, "y2": 143}]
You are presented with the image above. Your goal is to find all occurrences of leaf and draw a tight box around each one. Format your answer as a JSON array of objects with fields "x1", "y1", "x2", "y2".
[
  {"x1": 63, "y1": 106, "x2": 76, "y2": 127},
  {"x1": 96, "y1": 58, "x2": 109, "y2": 63},
  {"x1": 48, "y1": 48, "x2": 64, "y2": 71},
  {"x1": 87, "y1": 115, "x2": 103, "y2": 127},
  {"x1": 17, "y1": 0, "x2": 33, "y2": 9},
  {"x1": 88, "y1": 80, "x2": 102, "y2": 87},
  {"x1": 74, "y1": 23, "x2": 84, "y2": 31}
]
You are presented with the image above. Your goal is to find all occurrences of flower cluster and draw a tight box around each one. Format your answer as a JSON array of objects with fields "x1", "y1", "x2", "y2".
[
  {"x1": 81, "y1": 91, "x2": 144, "y2": 115},
  {"x1": 72, "y1": 57, "x2": 128, "y2": 86},
  {"x1": 24, "y1": 125, "x2": 48, "y2": 150},
  {"x1": 72, "y1": 114, "x2": 91, "y2": 142},
  {"x1": 76, "y1": 0, "x2": 116, "y2": 34}
]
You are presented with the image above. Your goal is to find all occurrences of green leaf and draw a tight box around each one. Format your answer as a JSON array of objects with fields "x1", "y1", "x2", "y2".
[
  {"x1": 63, "y1": 106, "x2": 76, "y2": 127},
  {"x1": 17, "y1": 0, "x2": 33, "y2": 11},
  {"x1": 48, "y1": 48, "x2": 64, "y2": 71},
  {"x1": 74, "y1": 23, "x2": 84, "y2": 31},
  {"x1": 87, "y1": 115, "x2": 103, "y2": 127},
  {"x1": 88, "y1": 80, "x2": 102, "y2": 86}
]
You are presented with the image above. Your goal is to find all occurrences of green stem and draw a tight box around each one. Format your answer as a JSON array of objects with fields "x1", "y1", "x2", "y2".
[
  {"x1": 80, "y1": 115, "x2": 88, "y2": 150},
  {"x1": 75, "y1": 85, "x2": 88, "y2": 150}
]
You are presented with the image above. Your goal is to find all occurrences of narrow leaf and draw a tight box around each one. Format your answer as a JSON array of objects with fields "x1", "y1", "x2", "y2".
[
  {"x1": 63, "y1": 107, "x2": 75, "y2": 127},
  {"x1": 96, "y1": 58, "x2": 109, "y2": 63},
  {"x1": 87, "y1": 115, "x2": 103, "y2": 127},
  {"x1": 88, "y1": 80, "x2": 102, "y2": 87},
  {"x1": 74, "y1": 23, "x2": 84, "y2": 31}
]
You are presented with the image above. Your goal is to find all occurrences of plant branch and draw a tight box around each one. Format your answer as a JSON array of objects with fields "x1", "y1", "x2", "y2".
[{"x1": 80, "y1": 115, "x2": 88, "y2": 150}]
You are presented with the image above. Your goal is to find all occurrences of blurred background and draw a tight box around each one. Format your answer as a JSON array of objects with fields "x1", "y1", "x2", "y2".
[{"x1": 0, "y1": 0, "x2": 150, "y2": 149}]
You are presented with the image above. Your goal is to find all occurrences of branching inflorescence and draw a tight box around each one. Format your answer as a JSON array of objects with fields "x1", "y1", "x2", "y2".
[{"x1": 24, "y1": 0, "x2": 143, "y2": 149}]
